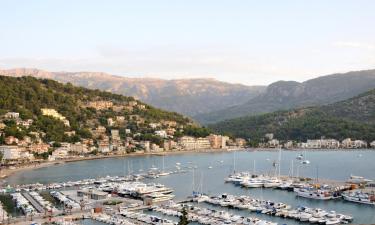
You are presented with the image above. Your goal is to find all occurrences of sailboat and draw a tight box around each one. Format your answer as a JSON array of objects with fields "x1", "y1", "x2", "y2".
[
  {"x1": 301, "y1": 150, "x2": 310, "y2": 164},
  {"x1": 158, "y1": 156, "x2": 170, "y2": 176}
]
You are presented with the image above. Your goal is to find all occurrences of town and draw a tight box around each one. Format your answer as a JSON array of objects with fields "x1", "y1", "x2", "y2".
[
  {"x1": 0, "y1": 106, "x2": 245, "y2": 166},
  {"x1": 0, "y1": 107, "x2": 374, "y2": 167}
]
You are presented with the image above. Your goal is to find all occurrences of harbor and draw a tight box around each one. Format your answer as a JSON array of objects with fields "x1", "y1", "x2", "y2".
[{"x1": 0, "y1": 149, "x2": 375, "y2": 224}]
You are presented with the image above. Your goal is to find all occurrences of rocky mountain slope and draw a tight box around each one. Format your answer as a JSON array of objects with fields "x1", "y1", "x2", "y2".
[
  {"x1": 195, "y1": 69, "x2": 375, "y2": 124},
  {"x1": 209, "y1": 88, "x2": 375, "y2": 142},
  {"x1": 0, "y1": 68, "x2": 265, "y2": 117}
]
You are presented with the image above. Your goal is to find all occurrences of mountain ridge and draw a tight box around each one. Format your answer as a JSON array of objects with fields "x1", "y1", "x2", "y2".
[
  {"x1": 195, "y1": 69, "x2": 375, "y2": 124},
  {"x1": 209, "y1": 88, "x2": 375, "y2": 143},
  {"x1": 0, "y1": 68, "x2": 265, "y2": 117}
]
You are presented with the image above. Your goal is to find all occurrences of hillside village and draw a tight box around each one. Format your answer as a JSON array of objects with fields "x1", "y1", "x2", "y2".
[
  {"x1": 0, "y1": 76, "x2": 249, "y2": 166},
  {"x1": 0, "y1": 106, "x2": 244, "y2": 165}
]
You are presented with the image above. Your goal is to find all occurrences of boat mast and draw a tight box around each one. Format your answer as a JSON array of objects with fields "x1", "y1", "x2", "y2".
[
  {"x1": 278, "y1": 147, "x2": 282, "y2": 178},
  {"x1": 233, "y1": 151, "x2": 236, "y2": 173},
  {"x1": 253, "y1": 159, "x2": 256, "y2": 175}
]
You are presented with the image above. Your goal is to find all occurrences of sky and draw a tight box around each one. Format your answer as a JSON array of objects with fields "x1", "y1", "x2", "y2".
[{"x1": 0, "y1": 0, "x2": 375, "y2": 85}]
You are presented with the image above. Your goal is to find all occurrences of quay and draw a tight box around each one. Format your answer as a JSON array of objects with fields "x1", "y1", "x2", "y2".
[{"x1": 21, "y1": 192, "x2": 45, "y2": 214}]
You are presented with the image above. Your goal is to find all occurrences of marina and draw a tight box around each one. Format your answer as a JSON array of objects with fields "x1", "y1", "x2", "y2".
[{"x1": 1, "y1": 150, "x2": 375, "y2": 224}]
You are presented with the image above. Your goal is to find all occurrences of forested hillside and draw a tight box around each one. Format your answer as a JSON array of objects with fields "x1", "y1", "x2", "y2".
[
  {"x1": 209, "y1": 88, "x2": 375, "y2": 143},
  {"x1": 0, "y1": 76, "x2": 192, "y2": 144}
]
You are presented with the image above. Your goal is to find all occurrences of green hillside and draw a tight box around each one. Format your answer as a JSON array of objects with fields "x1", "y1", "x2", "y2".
[
  {"x1": 0, "y1": 76, "x2": 193, "y2": 144},
  {"x1": 209, "y1": 89, "x2": 375, "y2": 143}
]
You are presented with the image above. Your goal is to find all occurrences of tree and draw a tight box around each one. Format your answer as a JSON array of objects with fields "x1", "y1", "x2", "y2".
[{"x1": 178, "y1": 207, "x2": 189, "y2": 225}]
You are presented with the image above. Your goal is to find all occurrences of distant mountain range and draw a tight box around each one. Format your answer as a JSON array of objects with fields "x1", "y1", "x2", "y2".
[
  {"x1": 1, "y1": 68, "x2": 375, "y2": 126},
  {"x1": 209, "y1": 88, "x2": 375, "y2": 143},
  {"x1": 195, "y1": 69, "x2": 375, "y2": 124},
  {"x1": 0, "y1": 68, "x2": 265, "y2": 118}
]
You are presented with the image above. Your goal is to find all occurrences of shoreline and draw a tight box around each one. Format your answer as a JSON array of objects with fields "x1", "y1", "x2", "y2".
[
  {"x1": 0, "y1": 147, "x2": 373, "y2": 182},
  {"x1": 0, "y1": 148, "x2": 244, "y2": 181}
]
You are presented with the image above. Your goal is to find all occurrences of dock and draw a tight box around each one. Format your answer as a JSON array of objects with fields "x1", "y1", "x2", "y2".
[{"x1": 22, "y1": 192, "x2": 45, "y2": 213}]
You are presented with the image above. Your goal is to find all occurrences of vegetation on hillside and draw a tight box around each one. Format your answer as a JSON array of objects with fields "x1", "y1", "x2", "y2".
[
  {"x1": 0, "y1": 76, "x2": 193, "y2": 144},
  {"x1": 210, "y1": 89, "x2": 375, "y2": 143}
]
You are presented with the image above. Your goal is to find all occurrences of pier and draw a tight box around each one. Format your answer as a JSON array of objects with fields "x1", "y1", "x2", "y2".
[{"x1": 22, "y1": 192, "x2": 45, "y2": 213}]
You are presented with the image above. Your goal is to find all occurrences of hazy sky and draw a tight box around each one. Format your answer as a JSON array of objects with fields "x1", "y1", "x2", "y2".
[{"x1": 1, "y1": 0, "x2": 375, "y2": 85}]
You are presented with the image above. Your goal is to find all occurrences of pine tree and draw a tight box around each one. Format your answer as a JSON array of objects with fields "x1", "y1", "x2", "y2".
[{"x1": 178, "y1": 207, "x2": 189, "y2": 225}]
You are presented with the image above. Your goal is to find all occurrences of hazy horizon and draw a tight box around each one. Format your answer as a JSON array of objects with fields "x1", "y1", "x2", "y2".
[{"x1": 1, "y1": 0, "x2": 375, "y2": 85}]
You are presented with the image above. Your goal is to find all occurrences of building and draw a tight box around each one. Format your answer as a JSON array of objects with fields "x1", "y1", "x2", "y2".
[
  {"x1": 178, "y1": 136, "x2": 211, "y2": 150},
  {"x1": 5, "y1": 136, "x2": 19, "y2": 145},
  {"x1": 306, "y1": 139, "x2": 322, "y2": 149},
  {"x1": 107, "y1": 118, "x2": 115, "y2": 127},
  {"x1": 28, "y1": 144, "x2": 50, "y2": 154},
  {"x1": 86, "y1": 101, "x2": 113, "y2": 110},
  {"x1": 128, "y1": 101, "x2": 138, "y2": 107},
  {"x1": 208, "y1": 134, "x2": 229, "y2": 149},
  {"x1": 149, "y1": 123, "x2": 160, "y2": 129},
  {"x1": 235, "y1": 138, "x2": 246, "y2": 147},
  {"x1": 154, "y1": 130, "x2": 168, "y2": 138},
  {"x1": 341, "y1": 138, "x2": 367, "y2": 148},
  {"x1": 111, "y1": 129, "x2": 120, "y2": 141},
  {"x1": 151, "y1": 143, "x2": 164, "y2": 152},
  {"x1": 353, "y1": 140, "x2": 367, "y2": 148},
  {"x1": 140, "y1": 141, "x2": 150, "y2": 152},
  {"x1": 0, "y1": 146, "x2": 21, "y2": 160},
  {"x1": 208, "y1": 134, "x2": 222, "y2": 149},
  {"x1": 268, "y1": 139, "x2": 280, "y2": 148},
  {"x1": 98, "y1": 141, "x2": 111, "y2": 153},
  {"x1": 4, "y1": 112, "x2": 19, "y2": 119},
  {"x1": 178, "y1": 136, "x2": 196, "y2": 150},
  {"x1": 116, "y1": 116, "x2": 125, "y2": 123},
  {"x1": 41, "y1": 108, "x2": 70, "y2": 126},
  {"x1": 70, "y1": 143, "x2": 88, "y2": 154},
  {"x1": 92, "y1": 126, "x2": 107, "y2": 138},
  {"x1": 52, "y1": 147, "x2": 69, "y2": 158},
  {"x1": 163, "y1": 140, "x2": 177, "y2": 151},
  {"x1": 265, "y1": 133, "x2": 274, "y2": 140},
  {"x1": 77, "y1": 189, "x2": 108, "y2": 200},
  {"x1": 161, "y1": 120, "x2": 177, "y2": 128},
  {"x1": 370, "y1": 141, "x2": 375, "y2": 148},
  {"x1": 284, "y1": 141, "x2": 294, "y2": 149}
]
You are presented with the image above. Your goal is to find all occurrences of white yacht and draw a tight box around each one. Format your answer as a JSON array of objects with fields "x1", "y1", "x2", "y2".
[
  {"x1": 342, "y1": 190, "x2": 375, "y2": 205},
  {"x1": 294, "y1": 187, "x2": 333, "y2": 200}
]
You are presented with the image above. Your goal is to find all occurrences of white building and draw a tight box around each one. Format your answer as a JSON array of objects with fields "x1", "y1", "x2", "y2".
[
  {"x1": 268, "y1": 139, "x2": 280, "y2": 148},
  {"x1": 154, "y1": 130, "x2": 168, "y2": 138},
  {"x1": 178, "y1": 136, "x2": 211, "y2": 150},
  {"x1": 52, "y1": 148, "x2": 69, "y2": 158},
  {"x1": 0, "y1": 146, "x2": 21, "y2": 160},
  {"x1": 370, "y1": 141, "x2": 375, "y2": 148},
  {"x1": 4, "y1": 112, "x2": 19, "y2": 119},
  {"x1": 70, "y1": 143, "x2": 89, "y2": 154},
  {"x1": 111, "y1": 129, "x2": 120, "y2": 141}
]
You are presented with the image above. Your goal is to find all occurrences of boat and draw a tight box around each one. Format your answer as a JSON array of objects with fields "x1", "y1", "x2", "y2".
[
  {"x1": 294, "y1": 187, "x2": 333, "y2": 200},
  {"x1": 242, "y1": 179, "x2": 264, "y2": 188},
  {"x1": 296, "y1": 154, "x2": 303, "y2": 160},
  {"x1": 342, "y1": 190, "x2": 375, "y2": 205},
  {"x1": 302, "y1": 160, "x2": 310, "y2": 164},
  {"x1": 346, "y1": 175, "x2": 373, "y2": 184}
]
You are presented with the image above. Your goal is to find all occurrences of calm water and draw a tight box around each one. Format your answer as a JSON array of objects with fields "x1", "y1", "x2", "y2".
[{"x1": 3, "y1": 150, "x2": 375, "y2": 224}]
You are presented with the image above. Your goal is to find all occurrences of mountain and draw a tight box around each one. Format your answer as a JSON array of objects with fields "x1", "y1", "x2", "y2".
[
  {"x1": 0, "y1": 68, "x2": 265, "y2": 117},
  {"x1": 0, "y1": 75, "x2": 194, "y2": 146},
  {"x1": 195, "y1": 69, "x2": 375, "y2": 124},
  {"x1": 209, "y1": 88, "x2": 375, "y2": 143}
]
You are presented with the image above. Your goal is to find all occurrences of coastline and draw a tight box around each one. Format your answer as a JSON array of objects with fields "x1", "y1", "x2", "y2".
[
  {"x1": 0, "y1": 148, "x2": 244, "y2": 181},
  {"x1": 0, "y1": 147, "x2": 372, "y2": 182}
]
